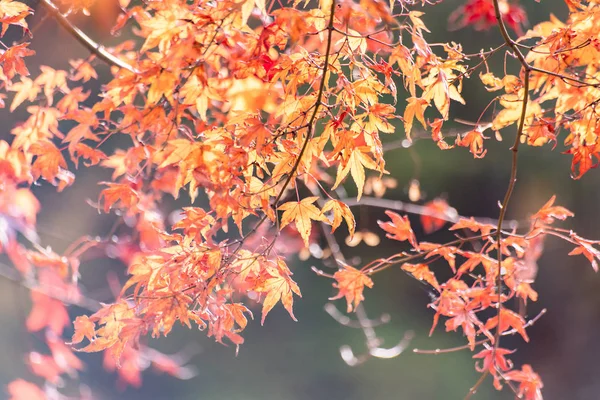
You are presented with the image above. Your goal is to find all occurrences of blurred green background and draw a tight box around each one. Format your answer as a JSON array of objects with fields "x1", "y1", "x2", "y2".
[{"x1": 2, "y1": 1, "x2": 599, "y2": 399}]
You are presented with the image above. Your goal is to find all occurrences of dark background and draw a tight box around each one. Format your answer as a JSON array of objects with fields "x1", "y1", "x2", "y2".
[{"x1": 2, "y1": 1, "x2": 598, "y2": 399}]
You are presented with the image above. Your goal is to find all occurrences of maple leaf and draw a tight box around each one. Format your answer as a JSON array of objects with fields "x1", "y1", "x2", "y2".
[
  {"x1": 0, "y1": 43, "x2": 34, "y2": 79},
  {"x1": 505, "y1": 364, "x2": 544, "y2": 400},
  {"x1": 0, "y1": 0, "x2": 31, "y2": 36},
  {"x1": 256, "y1": 259, "x2": 301, "y2": 325},
  {"x1": 492, "y1": 92, "x2": 542, "y2": 132},
  {"x1": 564, "y1": 144, "x2": 600, "y2": 179},
  {"x1": 474, "y1": 347, "x2": 515, "y2": 389},
  {"x1": 530, "y1": 195, "x2": 574, "y2": 224},
  {"x1": 73, "y1": 301, "x2": 140, "y2": 363},
  {"x1": 403, "y1": 97, "x2": 428, "y2": 140},
  {"x1": 485, "y1": 308, "x2": 530, "y2": 343},
  {"x1": 568, "y1": 234, "x2": 600, "y2": 272},
  {"x1": 475, "y1": 347, "x2": 514, "y2": 371},
  {"x1": 34, "y1": 66, "x2": 69, "y2": 106},
  {"x1": 8, "y1": 76, "x2": 39, "y2": 111},
  {"x1": 479, "y1": 72, "x2": 504, "y2": 92},
  {"x1": 420, "y1": 242, "x2": 458, "y2": 273},
  {"x1": 71, "y1": 315, "x2": 97, "y2": 345},
  {"x1": 444, "y1": 305, "x2": 486, "y2": 350},
  {"x1": 321, "y1": 199, "x2": 355, "y2": 238},
  {"x1": 456, "y1": 128, "x2": 488, "y2": 158},
  {"x1": 429, "y1": 118, "x2": 453, "y2": 149},
  {"x1": 29, "y1": 141, "x2": 67, "y2": 182},
  {"x1": 71, "y1": 143, "x2": 107, "y2": 167},
  {"x1": 449, "y1": 217, "x2": 496, "y2": 237},
  {"x1": 526, "y1": 119, "x2": 556, "y2": 147},
  {"x1": 279, "y1": 196, "x2": 327, "y2": 247},
  {"x1": 332, "y1": 147, "x2": 380, "y2": 201},
  {"x1": 401, "y1": 263, "x2": 439, "y2": 290},
  {"x1": 330, "y1": 262, "x2": 374, "y2": 312},
  {"x1": 69, "y1": 59, "x2": 98, "y2": 82},
  {"x1": 456, "y1": 252, "x2": 496, "y2": 278},
  {"x1": 99, "y1": 182, "x2": 140, "y2": 213},
  {"x1": 4, "y1": 0, "x2": 600, "y2": 396},
  {"x1": 449, "y1": 0, "x2": 527, "y2": 34},
  {"x1": 377, "y1": 210, "x2": 418, "y2": 249},
  {"x1": 420, "y1": 198, "x2": 455, "y2": 234}
]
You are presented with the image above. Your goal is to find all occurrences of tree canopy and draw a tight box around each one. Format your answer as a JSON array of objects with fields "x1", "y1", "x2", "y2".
[{"x1": 2, "y1": 0, "x2": 600, "y2": 399}]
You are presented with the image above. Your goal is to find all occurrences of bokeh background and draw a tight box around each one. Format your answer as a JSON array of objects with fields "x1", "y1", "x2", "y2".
[{"x1": 2, "y1": 1, "x2": 599, "y2": 399}]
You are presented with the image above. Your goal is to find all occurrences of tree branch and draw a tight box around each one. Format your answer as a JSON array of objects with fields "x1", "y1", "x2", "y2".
[
  {"x1": 40, "y1": 0, "x2": 139, "y2": 74},
  {"x1": 464, "y1": 2, "x2": 532, "y2": 399},
  {"x1": 341, "y1": 196, "x2": 521, "y2": 230},
  {"x1": 0, "y1": 261, "x2": 101, "y2": 312}
]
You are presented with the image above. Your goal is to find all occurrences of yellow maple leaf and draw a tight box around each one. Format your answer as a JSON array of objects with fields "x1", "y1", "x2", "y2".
[
  {"x1": 258, "y1": 259, "x2": 301, "y2": 324},
  {"x1": 321, "y1": 199, "x2": 356, "y2": 238},
  {"x1": 403, "y1": 97, "x2": 428, "y2": 140},
  {"x1": 279, "y1": 197, "x2": 327, "y2": 247},
  {"x1": 332, "y1": 147, "x2": 379, "y2": 201}
]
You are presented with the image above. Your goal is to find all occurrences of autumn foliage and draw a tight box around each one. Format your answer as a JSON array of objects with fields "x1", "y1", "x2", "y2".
[{"x1": 2, "y1": 0, "x2": 600, "y2": 398}]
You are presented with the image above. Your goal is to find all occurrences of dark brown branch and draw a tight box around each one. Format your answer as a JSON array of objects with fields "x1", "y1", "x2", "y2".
[
  {"x1": 271, "y1": 0, "x2": 336, "y2": 207},
  {"x1": 464, "y1": 2, "x2": 532, "y2": 399},
  {"x1": 40, "y1": 0, "x2": 139, "y2": 74}
]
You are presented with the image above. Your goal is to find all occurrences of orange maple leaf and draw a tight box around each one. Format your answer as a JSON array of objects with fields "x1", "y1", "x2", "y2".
[
  {"x1": 505, "y1": 365, "x2": 544, "y2": 400},
  {"x1": 530, "y1": 195, "x2": 574, "y2": 224},
  {"x1": 377, "y1": 210, "x2": 418, "y2": 248},
  {"x1": 420, "y1": 198, "x2": 454, "y2": 234},
  {"x1": 257, "y1": 259, "x2": 301, "y2": 325},
  {"x1": 485, "y1": 308, "x2": 530, "y2": 343},
  {"x1": 321, "y1": 199, "x2": 356, "y2": 238},
  {"x1": 330, "y1": 262, "x2": 374, "y2": 312},
  {"x1": 99, "y1": 182, "x2": 140, "y2": 213},
  {"x1": 30, "y1": 141, "x2": 67, "y2": 182},
  {"x1": 403, "y1": 97, "x2": 428, "y2": 140},
  {"x1": 401, "y1": 263, "x2": 440, "y2": 291},
  {"x1": 0, "y1": 43, "x2": 34, "y2": 79},
  {"x1": 70, "y1": 315, "x2": 96, "y2": 345}
]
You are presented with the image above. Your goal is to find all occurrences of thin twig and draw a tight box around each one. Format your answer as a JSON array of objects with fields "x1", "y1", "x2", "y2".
[
  {"x1": 0, "y1": 261, "x2": 101, "y2": 312},
  {"x1": 413, "y1": 308, "x2": 546, "y2": 355}
]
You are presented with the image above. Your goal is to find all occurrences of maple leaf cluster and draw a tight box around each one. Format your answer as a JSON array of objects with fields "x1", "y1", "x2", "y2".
[{"x1": 1, "y1": 0, "x2": 600, "y2": 398}]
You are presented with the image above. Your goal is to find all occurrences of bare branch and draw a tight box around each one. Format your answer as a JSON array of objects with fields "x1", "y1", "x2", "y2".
[
  {"x1": 341, "y1": 196, "x2": 521, "y2": 230},
  {"x1": 40, "y1": 0, "x2": 139, "y2": 74}
]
